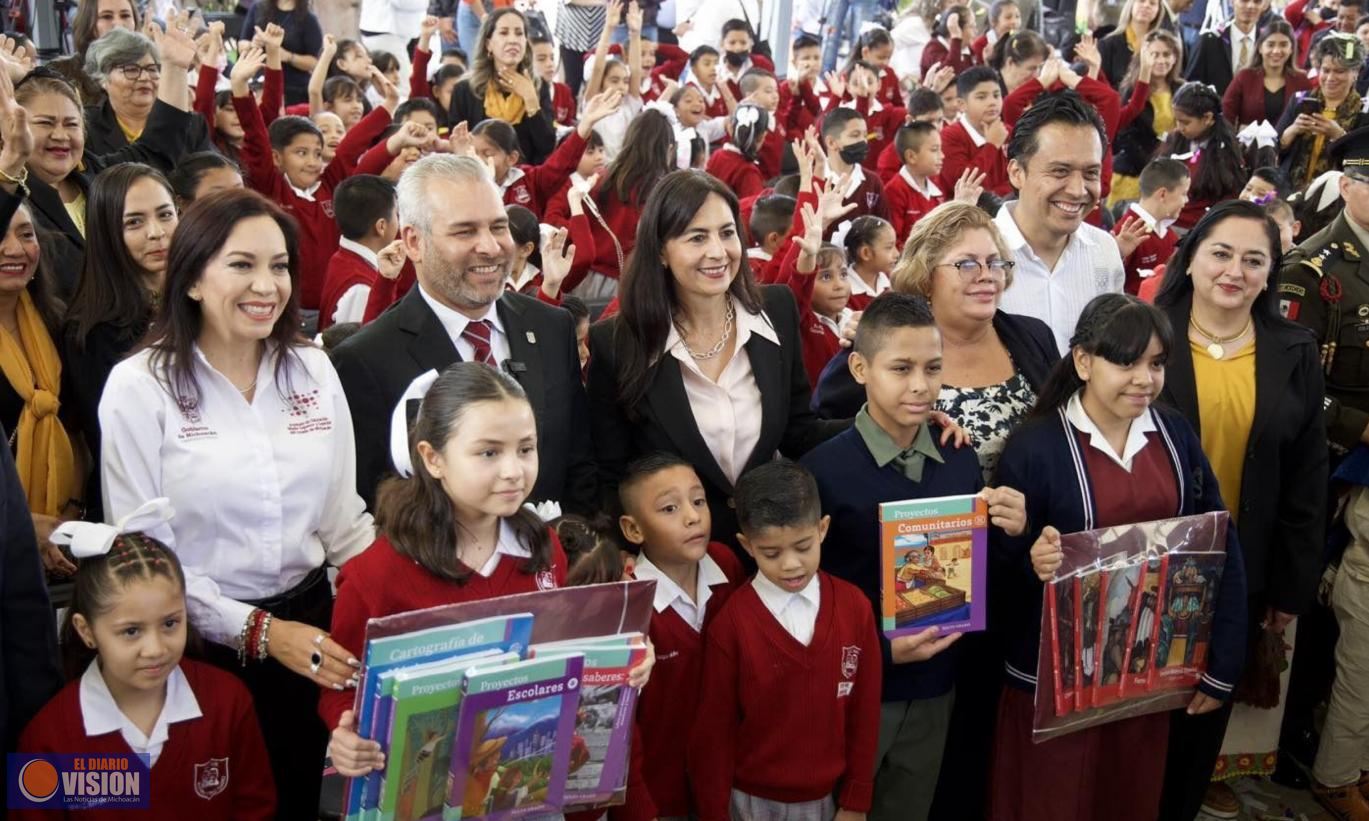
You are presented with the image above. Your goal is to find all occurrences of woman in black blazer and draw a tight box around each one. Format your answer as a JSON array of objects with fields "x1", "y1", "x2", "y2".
[
  {"x1": 447, "y1": 8, "x2": 556, "y2": 165},
  {"x1": 1152, "y1": 200, "x2": 1328, "y2": 821},
  {"x1": 1098, "y1": 0, "x2": 1176, "y2": 87},
  {"x1": 587, "y1": 170, "x2": 844, "y2": 550}
]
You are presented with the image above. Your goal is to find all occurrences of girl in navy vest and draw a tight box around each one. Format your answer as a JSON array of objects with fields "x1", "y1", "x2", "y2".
[
  {"x1": 18, "y1": 501, "x2": 275, "y2": 820},
  {"x1": 986, "y1": 294, "x2": 1248, "y2": 821}
]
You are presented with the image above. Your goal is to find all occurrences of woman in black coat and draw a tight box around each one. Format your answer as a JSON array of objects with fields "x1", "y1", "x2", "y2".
[
  {"x1": 447, "y1": 8, "x2": 556, "y2": 165},
  {"x1": 587, "y1": 170, "x2": 845, "y2": 551},
  {"x1": 1152, "y1": 201, "x2": 1328, "y2": 821}
]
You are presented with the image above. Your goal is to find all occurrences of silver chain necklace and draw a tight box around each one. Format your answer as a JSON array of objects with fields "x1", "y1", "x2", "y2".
[{"x1": 675, "y1": 300, "x2": 736, "y2": 360}]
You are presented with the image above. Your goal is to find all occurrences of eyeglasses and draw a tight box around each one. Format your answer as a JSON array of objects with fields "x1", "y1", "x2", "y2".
[
  {"x1": 116, "y1": 62, "x2": 161, "y2": 81},
  {"x1": 936, "y1": 259, "x2": 1015, "y2": 280}
]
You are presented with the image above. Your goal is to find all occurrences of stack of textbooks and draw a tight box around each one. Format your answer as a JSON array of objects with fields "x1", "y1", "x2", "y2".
[
  {"x1": 878, "y1": 494, "x2": 989, "y2": 638},
  {"x1": 345, "y1": 613, "x2": 646, "y2": 821},
  {"x1": 1033, "y1": 513, "x2": 1231, "y2": 742}
]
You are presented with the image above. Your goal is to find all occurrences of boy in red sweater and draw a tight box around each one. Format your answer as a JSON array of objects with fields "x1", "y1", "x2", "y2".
[
  {"x1": 820, "y1": 108, "x2": 891, "y2": 231},
  {"x1": 1113, "y1": 158, "x2": 1189, "y2": 295},
  {"x1": 884, "y1": 123, "x2": 947, "y2": 246},
  {"x1": 230, "y1": 45, "x2": 396, "y2": 313},
  {"x1": 618, "y1": 453, "x2": 746, "y2": 819},
  {"x1": 939, "y1": 66, "x2": 1011, "y2": 196},
  {"x1": 688, "y1": 460, "x2": 882, "y2": 821},
  {"x1": 687, "y1": 46, "x2": 731, "y2": 119},
  {"x1": 318, "y1": 174, "x2": 404, "y2": 330}
]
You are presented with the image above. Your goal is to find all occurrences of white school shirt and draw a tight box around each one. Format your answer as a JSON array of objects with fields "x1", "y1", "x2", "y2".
[
  {"x1": 752, "y1": 572, "x2": 821, "y2": 646},
  {"x1": 417, "y1": 284, "x2": 512, "y2": 365},
  {"x1": 333, "y1": 237, "x2": 381, "y2": 327},
  {"x1": 957, "y1": 112, "x2": 990, "y2": 147},
  {"x1": 993, "y1": 202, "x2": 1125, "y2": 354},
  {"x1": 476, "y1": 519, "x2": 534, "y2": 577},
  {"x1": 847, "y1": 267, "x2": 891, "y2": 301},
  {"x1": 1064, "y1": 391, "x2": 1158, "y2": 472},
  {"x1": 81, "y1": 661, "x2": 202, "y2": 767},
  {"x1": 662, "y1": 298, "x2": 779, "y2": 486},
  {"x1": 634, "y1": 552, "x2": 729, "y2": 631},
  {"x1": 596, "y1": 95, "x2": 646, "y2": 161},
  {"x1": 99, "y1": 344, "x2": 376, "y2": 645},
  {"x1": 900, "y1": 165, "x2": 943, "y2": 198}
]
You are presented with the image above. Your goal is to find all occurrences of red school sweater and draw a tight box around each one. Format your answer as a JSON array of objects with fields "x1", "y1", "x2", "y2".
[
  {"x1": 688, "y1": 572, "x2": 882, "y2": 819},
  {"x1": 825, "y1": 95, "x2": 907, "y2": 175},
  {"x1": 1113, "y1": 210, "x2": 1180, "y2": 296},
  {"x1": 318, "y1": 531, "x2": 569, "y2": 730},
  {"x1": 15, "y1": 660, "x2": 275, "y2": 821},
  {"x1": 939, "y1": 118, "x2": 1011, "y2": 197},
  {"x1": 883, "y1": 167, "x2": 945, "y2": 246},
  {"x1": 706, "y1": 146, "x2": 765, "y2": 199},
  {"x1": 551, "y1": 81, "x2": 577, "y2": 127},
  {"x1": 318, "y1": 246, "x2": 379, "y2": 331},
  {"x1": 544, "y1": 184, "x2": 642, "y2": 284},
  {"x1": 635, "y1": 543, "x2": 746, "y2": 818},
  {"x1": 820, "y1": 169, "x2": 890, "y2": 239},
  {"x1": 778, "y1": 242, "x2": 845, "y2": 386},
  {"x1": 233, "y1": 93, "x2": 392, "y2": 309},
  {"x1": 501, "y1": 131, "x2": 587, "y2": 218}
]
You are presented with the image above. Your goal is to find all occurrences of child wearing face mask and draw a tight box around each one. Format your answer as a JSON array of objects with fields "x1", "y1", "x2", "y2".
[
  {"x1": 819, "y1": 108, "x2": 891, "y2": 234},
  {"x1": 718, "y1": 19, "x2": 775, "y2": 100},
  {"x1": 16, "y1": 506, "x2": 275, "y2": 820},
  {"x1": 323, "y1": 363, "x2": 654, "y2": 777}
]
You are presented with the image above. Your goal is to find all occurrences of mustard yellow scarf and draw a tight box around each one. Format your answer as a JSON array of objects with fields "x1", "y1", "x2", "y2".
[
  {"x1": 0, "y1": 291, "x2": 76, "y2": 517},
  {"x1": 484, "y1": 83, "x2": 527, "y2": 124}
]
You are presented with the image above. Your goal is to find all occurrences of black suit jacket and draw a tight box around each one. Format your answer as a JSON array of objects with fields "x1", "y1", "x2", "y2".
[
  {"x1": 1099, "y1": 30, "x2": 1134, "y2": 89},
  {"x1": 332, "y1": 287, "x2": 597, "y2": 514},
  {"x1": 812, "y1": 310, "x2": 1061, "y2": 420},
  {"x1": 82, "y1": 100, "x2": 217, "y2": 174},
  {"x1": 587, "y1": 286, "x2": 847, "y2": 548},
  {"x1": 1158, "y1": 296, "x2": 1328, "y2": 614},
  {"x1": 1185, "y1": 26, "x2": 1236, "y2": 91}
]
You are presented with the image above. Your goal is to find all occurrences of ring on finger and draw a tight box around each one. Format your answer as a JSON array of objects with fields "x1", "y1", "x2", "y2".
[
  {"x1": 314, "y1": 633, "x2": 327, "y2": 647},
  {"x1": 310, "y1": 650, "x2": 323, "y2": 675}
]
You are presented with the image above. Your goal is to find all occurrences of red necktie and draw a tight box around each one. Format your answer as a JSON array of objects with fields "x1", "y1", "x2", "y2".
[{"x1": 462, "y1": 319, "x2": 497, "y2": 366}]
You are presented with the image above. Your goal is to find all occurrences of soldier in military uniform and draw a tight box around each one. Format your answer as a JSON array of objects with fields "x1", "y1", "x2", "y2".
[{"x1": 1279, "y1": 126, "x2": 1369, "y2": 451}]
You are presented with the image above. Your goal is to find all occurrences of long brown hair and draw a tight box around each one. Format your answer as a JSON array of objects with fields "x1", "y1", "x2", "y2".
[
  {"x1": 1250, "y1": 21, "x2": 1299, "y2": 77},
  {"x1": 375, "y1": 362, "x2": 553, "y2": 584},
  {"x1": 600, "y1": 109, "x2": 677, "y2": 206},
  {"x1": 614, "y1": 170, "x2": 764, "y2": 410},
  {"x1": 1121, "y1": 29, "x2": 1184, "y2": 95},
  {"x1": 467, "y1": 9, "x2": 540, "y2": 99},
  {"x1": 72, "y1": 0, "x2": 140, "y2": 56},
  {"x1": 142, "y1": 188, "x2": 303, "y2": 405}
]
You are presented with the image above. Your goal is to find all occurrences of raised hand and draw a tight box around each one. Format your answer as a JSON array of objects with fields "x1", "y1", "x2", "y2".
[
  {"x1": 824, "y1": 69, "x2": 848, "y2": 101},
  {"x1": 0, "y1": 35, "x2": 33, "y2": 83},
  {"x1": 1115, "y1": 216, "x2": 1150, "y2": 258},
  {"x1": 1075, "y1": 32, "x2": 1101, "y2": 78},
  {"x1": 419, "y1": 15, "x2": 441, "y2": 47},
  {"x1": 626, "y1": 1, "x2": 644, "y2": 33},
  {"x1": 540, "y1": 226, "x2": 578, "y2": 299},
  {"x1": 370, "y1": 64, "x2": 401, "y2": 111},
  {"x1": 954, "y1": 168, "x2": 985, "y2": 204},
  {"x1": 196, "y1": 21, "x2": 226, "y2": 67},
  {"x1": 377, "y1": 239, "x2": 407, "y2": 280},
  {"x1": 605, "y1": 0, "x2": 624, "y2": 29},
  {"x1": 793, "y1": 136, "x2": 817, "y2": 194},
  {"x1": 230, "y1": 45, "x2": 268, "y2": 94},
  {"x1": 947, "y1": 11, "x2": 962, "y2": 39},
  {"x1": 1030, "y1": 525, "x2": 1063, "y2": 581},
  {"x1": 580, "y1": 89, "x2": 624, "y2": 127},
  {"x1": 320, "y1": 33, "x2": 339, "y2": 63},
  {"x1": 448, "y1": 121, "x2": 474, "y2": 156},
  {"x1": 926, "y1": 62, "x2": 955, "y2": 93},
  {"x1": 1037, "y1": 56, "x2": 1062, "y2": 89},
  {"x1": 818, "y1": 180, "x2": 857, "y2": 226},
  {"x1": 1058, "y1": 59, "x2": 1083, "y2": 89},
  {"x1": 0, "y1": 64, "x2": 33, "y2": 178},
  {"x1": 792, "y1": 201, "x2": 824, "y2": 261},
  {"x1": 158, "y1": 20, "x2": 200, "y2": 70}
]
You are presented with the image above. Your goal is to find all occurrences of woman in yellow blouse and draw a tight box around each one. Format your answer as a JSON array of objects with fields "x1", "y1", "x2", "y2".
[{"x1": 1153, "y1": 200, "x2": 1329, "y2": 820}]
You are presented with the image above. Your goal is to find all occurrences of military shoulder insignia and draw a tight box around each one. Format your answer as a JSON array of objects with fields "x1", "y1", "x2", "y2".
[
  {"x1": 1346, "y1": 240, "x2": 1362, "y2": 261},
  {"x1": 1279, "y1": 283, "x2": 1308, "y2": 297}
]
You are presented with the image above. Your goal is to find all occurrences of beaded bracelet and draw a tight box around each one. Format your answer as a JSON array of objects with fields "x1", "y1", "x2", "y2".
[
  {"x1": 237, "y1": 608, "x2": 264, "y2": 666},
  {"x1": 256, "y1": 612, "x2": 273, "y2": 662},
  {"x1": 0, "y1": 165, "x2": 28, "y2": 198}
]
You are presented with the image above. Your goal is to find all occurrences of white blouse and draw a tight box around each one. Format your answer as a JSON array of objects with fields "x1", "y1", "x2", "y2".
[{"x1": 100, "y1": 343, "x2": 376, "y2": 645}]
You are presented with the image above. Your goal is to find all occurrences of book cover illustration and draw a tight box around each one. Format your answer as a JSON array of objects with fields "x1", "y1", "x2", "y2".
[
  {"x1": 531, "y1": 641, "x2": 646, "y2": 806},
  {"x1": 1121, "y1": 557, "x2": 1163, "y2": 698},
  {"x1": 878, "y1": 494, "x2": 989, "y2": 638},
  {"x1": 1150, "y1": 552, "x2": 1225, "y2": 691},
  {"x1": 378, "y1": 651, "x2": 518, "y2": 821},
  {"x1": 1095, "y1": 562, "x2": 1142, "y2": 707},
  {"x1": 347, "y1": 614, "x2": 536, "y2": 821},
  {"x1": 445, "y1": 653, "x2": 586, "y2": 821},
  {"x1": 1047, "y1": 578, "x2": 1076, "y2": 717}
]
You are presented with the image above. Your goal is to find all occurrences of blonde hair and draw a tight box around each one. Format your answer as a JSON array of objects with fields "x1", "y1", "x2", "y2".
[{"x1": 891, "y1": 202, "x2": 1013, "y2": 297}]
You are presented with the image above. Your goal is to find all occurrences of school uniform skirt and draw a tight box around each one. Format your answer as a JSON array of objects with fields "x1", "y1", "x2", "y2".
[
  {"x1": 204, "y1": 566, "x2": 333, "y2": 821},
  {"x1": 987, "y1": 686, "x2": 1169, "y2": 821}
]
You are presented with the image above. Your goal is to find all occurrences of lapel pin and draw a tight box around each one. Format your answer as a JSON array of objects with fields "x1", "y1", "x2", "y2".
[{"x1": 526, "y1": 331, "x2": 537, "y2": 344}]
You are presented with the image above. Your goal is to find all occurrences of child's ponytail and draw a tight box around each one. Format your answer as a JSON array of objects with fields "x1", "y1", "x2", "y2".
[
  {"x1": 1163, "y1": 82, "x2": 1246, "y2": 203},
  {"x1": 730, "y1": 103, "x2": 770, "y2": 162}
]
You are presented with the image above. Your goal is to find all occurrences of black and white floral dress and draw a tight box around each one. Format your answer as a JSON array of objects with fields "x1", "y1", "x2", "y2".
[{"x1": 938, "y1": 372, "x2": 1037, "y2": 482}]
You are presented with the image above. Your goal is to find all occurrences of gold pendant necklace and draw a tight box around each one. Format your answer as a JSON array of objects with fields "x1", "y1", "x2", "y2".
[{"x1": 1190, "y1": 314, "x2": 1252, "y2": 361}]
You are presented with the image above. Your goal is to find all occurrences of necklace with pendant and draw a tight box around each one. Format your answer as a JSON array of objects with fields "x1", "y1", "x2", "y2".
[{"x1": 1190, "y1": 314, "x2": 1252, "y2": 360}]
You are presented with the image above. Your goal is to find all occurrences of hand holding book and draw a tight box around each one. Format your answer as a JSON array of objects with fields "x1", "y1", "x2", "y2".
[
  {"x1": 1031, "y1": 526, "x2": 1064, "y2": 582},
  {"x1": 330, "y1": 709, "x2": 385, "y2": 778},
  {"x1": 980, "y1": 486, "x2": 1027, "y2": 537}
]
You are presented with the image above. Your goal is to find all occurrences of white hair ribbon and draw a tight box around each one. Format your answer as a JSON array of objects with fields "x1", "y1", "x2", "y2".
[
  {"x1": 734, "y1": 105, "x2": 761, "y2": 128},
  {"x1": 523, "y1": 500, "x2": 563, "y2": 522},
  {"x1": 390, "y1": 369, "x2": 440, "y2": 479},
  {"x1": 49, "y1": 499, "x2": 175, "y2": 559},
  {"x1": 831, "y1": 219, "x2": 854, "y2": 250},
  {"x1": 857, "y1": 20, "x2": 887, "y2": 36},
  {"x1": 1237, "y1": 120, "x2": 1278, "y2": 150}
]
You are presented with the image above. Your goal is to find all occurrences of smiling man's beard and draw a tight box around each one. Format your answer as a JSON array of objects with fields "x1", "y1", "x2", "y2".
[{"x1": 424, "y1": 237, "x2": 510, "y2": 311}]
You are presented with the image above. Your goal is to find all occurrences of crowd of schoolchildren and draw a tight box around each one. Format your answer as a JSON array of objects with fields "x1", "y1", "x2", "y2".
[{"x1": 2, "y1": 0, "x2": 1369, "y2": 817}]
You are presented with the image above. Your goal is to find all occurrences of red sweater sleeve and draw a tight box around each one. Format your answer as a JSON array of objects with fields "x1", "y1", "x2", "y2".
[
  {"x1": 410, "y1": 47, "x2": 432, "y2": 101},
  {"x1": 528, "y1": 131, "x2": 587, "y2": 206},
  {"x1": 228, "y1": 678, "x2": 278, "y2": 820},
  {"x1": 363, "y1": 260, "x2": 414, "y2": 322},
  {"x1": 232, "y1": 93, "x2": 279, "y2": 192},
  {"x1": 324, "y1": 105, "x2": 394, "y2": 187},
  {"x1": 1003, "y1": 77, "x2": 1044, "y2": 127},
  {"x1": 1075, "y1": 76, "x2": 1121, "y2": 139},
  {"x1": 780, "y1": 241, "x2": 815, "y2": 314},
  {"x1": 687, "y1": 614, "x2": 741, "y2": 821},
  {"x1": 262, "y1": 66, "x2": 284, "y2": 125},
  {"x1": 194, "y1": 64, "x2": 219, "y2": 134},
  {"x1": 1286, "y1": 0, "x2": 1309, "y2": 27},
  {"x1": 1119, "y1": 80, "x2": 1152, "y2": 130},
  {"x1": 354, "y1": 138, "x2": 397, "y2": 177},
  {"x1": 938, "y1": 125, "x2": 1001, "y2": 194},
  {"x1": 837, "y1": 604, "x2": 882, "y2": 813}
]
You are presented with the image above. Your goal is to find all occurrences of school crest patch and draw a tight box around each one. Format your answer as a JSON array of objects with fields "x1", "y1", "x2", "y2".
[
  {"x1": 865, "y1": 192, "x2": 878, "y2": 209},
  {"x1": 536, "y1": 569, "x2": 557, "y2": 590},
  {"x1": 841, "y1": 645, "x2": 860, "y2": 679},
  {"x1": 514, "y1": 186, "x2": 532, "y2": 205},
  {"x1": 193, "y1": 758, "x2": 229, "y2": 801}
]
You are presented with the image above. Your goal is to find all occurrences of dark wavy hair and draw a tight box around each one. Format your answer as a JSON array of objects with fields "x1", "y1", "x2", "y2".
[
  {"x1": 375, "y1": 362, "x2": 553, "y2": 584},
  {"x1": 600, "y1": 108, "x2": 677, "y2": 206},
  {"x1": 142, "y1": 188, "x2": 304, "y2": 405},
  {"x1": 1030, "y1": 293, "x2": 1173, "y2": 418},
  {"x1": 1160, "y1": 83, "x2": 1245, "y2": 204},
  {"x1": 1154, "y1": 199, "x2": 1282, "y2": 317},
  {"x1": 614, "y1": 170, "x2": 764, "y2": 410},
  {"x1": 67, "y1": 163, "x2": 174, "y2": 349}
]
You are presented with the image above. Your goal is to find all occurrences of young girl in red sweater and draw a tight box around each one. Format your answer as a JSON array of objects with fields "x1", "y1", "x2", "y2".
[
  {"x1": 18, "y1": 503, "x2": 274, "y2": 820},
  {"x1": 706, "y1": 103, "x2": 770, "y2": 199},
  {"x1": 783, "y1": 200, "x2": 853, "y2": 386},
  {"x1": 323, "y1": 363, "x2": 651, "y2": 774},
  {"x1": 842, "y1": 215, "x2": 898, "y2": 310}
]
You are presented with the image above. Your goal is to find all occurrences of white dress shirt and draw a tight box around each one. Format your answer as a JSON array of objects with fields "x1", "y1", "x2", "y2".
[
  {"x1": 958, "y1": 112, "x2": 989, "y2": 147},
  {"x1": 100, "y1": 344, "x2": 376, "y2": 645},
  {"x1": 634, "y1": 552, "x2": 729, "y2": 631},
  {"x1": 80, "y1": 661, "x2": 202, "y2": 767},
  {"x1": 1064, "y1": 391, "x2": 1158, "y2": 471},
  {"x1": 1230, "y1": 24, "x2": 1257, "y2": 72},
  {"x1": 332, "y1": 237, "x2": 381, "y2": 327},
  {"x1": 664, "y1": 298, "x2": 779, "y2": 486},
  {"x1": 847, "y1": 267, "x2": 891, "y2": 300},
  {"x1": 994, "y1": 202, "x2": 1126, "y2": 353},
  {"x1": 752, "y1": 572, "x2": 821, "y2": 645},
  {"x1": 899, "y1": 166, "x2": 943, "y2": 198},
  {"x1": 417, "y1": 285, "x2": 512, "y2": 365},
  {"x1": 475, "y1": 520, "x2": 534, "y2": 577}
]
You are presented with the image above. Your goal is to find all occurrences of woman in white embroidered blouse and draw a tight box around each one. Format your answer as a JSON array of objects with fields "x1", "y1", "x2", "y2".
[{"x1": 98, "y1": 188, "x2": 374, "y2": 819}]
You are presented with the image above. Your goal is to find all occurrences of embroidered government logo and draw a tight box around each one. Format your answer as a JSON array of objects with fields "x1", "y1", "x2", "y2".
[{"x1": 8, "y1": 754, "x2": 151, "y2": 810}]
